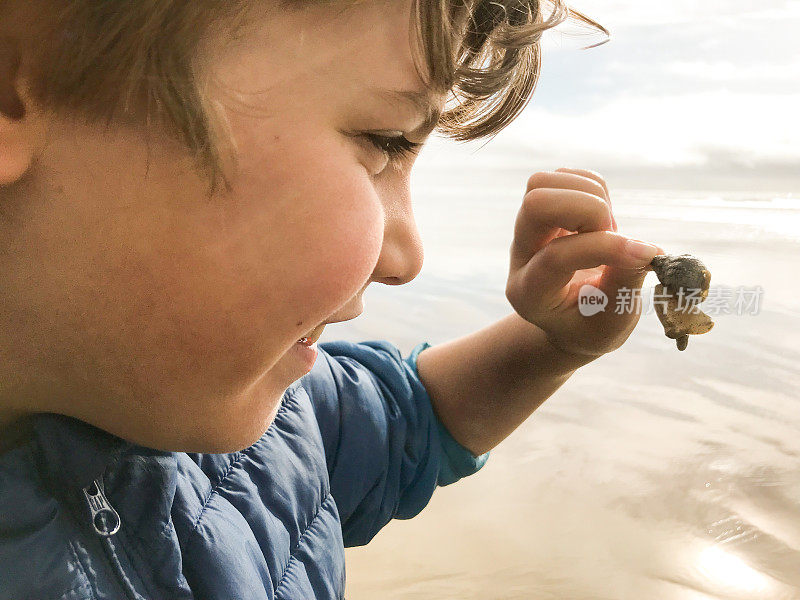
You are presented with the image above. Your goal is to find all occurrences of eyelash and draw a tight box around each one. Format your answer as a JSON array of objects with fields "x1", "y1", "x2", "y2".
[{"x1": 364, "y1": 133, "x2": 422, "y2": 161}]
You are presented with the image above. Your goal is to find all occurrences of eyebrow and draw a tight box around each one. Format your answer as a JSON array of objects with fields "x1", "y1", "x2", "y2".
[{"x1": 369, "y1": 87, "x2": 443, "y2": 135}]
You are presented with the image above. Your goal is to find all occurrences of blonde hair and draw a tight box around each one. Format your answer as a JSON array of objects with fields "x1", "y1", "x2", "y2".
[
  {"x1": 3, "y1": 0, "x2": 607, "y2": 193},
  {"x1": 415, "y1": 1, "x2": 607, "y2": 140}
]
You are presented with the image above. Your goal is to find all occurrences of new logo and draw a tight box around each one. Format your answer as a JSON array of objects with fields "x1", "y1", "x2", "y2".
[{"x1": 578, "y1": 284, "x2": 608, "y2": 316}]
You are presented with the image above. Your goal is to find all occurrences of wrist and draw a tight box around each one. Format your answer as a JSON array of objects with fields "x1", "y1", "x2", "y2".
[{"x1": 542, "y1": 335, "x2": 602, "y2": 371}]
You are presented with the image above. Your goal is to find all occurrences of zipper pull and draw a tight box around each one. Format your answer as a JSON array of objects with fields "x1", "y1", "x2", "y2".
[{"x1": 83, "y1": 477, "x2": 121, "y2": 537}]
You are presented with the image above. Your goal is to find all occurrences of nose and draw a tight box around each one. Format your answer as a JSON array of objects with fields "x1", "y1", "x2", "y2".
[{"x1": 370, "y1": 177, "x2": 424, "y2": 286}]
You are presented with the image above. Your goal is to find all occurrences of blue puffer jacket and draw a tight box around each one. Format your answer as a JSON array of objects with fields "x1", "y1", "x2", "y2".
[{"x1": 0, "y1": 340, "x2": 490, "y2": 599}]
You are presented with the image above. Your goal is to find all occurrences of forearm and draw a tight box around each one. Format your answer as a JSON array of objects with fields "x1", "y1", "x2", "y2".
[{"x1": 415, "y1": 312, "x2": 598, "y2": 456}]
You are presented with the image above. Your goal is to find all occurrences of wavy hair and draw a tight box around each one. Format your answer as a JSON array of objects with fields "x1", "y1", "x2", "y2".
[{"x1": 414, "y1": 0, "x2": 608, "y2": 140}]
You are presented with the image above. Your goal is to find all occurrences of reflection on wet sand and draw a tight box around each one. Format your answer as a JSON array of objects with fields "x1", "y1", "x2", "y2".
[
  {"x1": 696, "y1": 545, "x2": 776, "y2": 596},
  {"x1": 341, "y1": 190, "x2": 800, "y2": 599}
]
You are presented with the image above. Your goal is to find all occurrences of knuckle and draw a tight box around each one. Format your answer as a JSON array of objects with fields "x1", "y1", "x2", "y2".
[
  {"x1": 505, "y1": 280, "x2": 521, "y2": 306},
  {"x1": 587, "y1": 194, "x2": 612, "y2": 228},
  {"x1": 613, "y1": 231, "x2": 629, "y2": 254},
  {"x1": 504, "y1": 283, "x2": 515, "y2": 303},
  {"x1": 565, "y1": 167, "x2": 608, "y2": 189},
  {"x1": 586, "y1": 178, "x2": 607, "y2": 198},
  {"x1": 521, "y1": 187, "x2": 548, "y2": 212},
  {"x1": 580, "y1": 168, "x2": 606, "y2": 183},
  {"x1": 551, "y1": 168, "x2": 609, "y2": 199},
  {"x1": 525, "y1": 171, "x2": 550, "y2": 192}
]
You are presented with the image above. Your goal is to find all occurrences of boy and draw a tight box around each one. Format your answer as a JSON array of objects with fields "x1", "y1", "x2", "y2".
[{"x1": 0, "y1": 0, "x2": 661, "y2": 598}]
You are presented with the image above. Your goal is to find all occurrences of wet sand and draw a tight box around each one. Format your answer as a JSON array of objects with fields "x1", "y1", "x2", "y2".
[{"x1": 321, "y1": 184, "x2": 800, "y2": 599}]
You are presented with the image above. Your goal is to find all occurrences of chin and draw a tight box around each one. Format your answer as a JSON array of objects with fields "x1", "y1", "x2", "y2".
[
  {"x1": 173, "y1": 419, "x2": 272, "y2": 454},
  {"x1": 182, "y1": 395, "x2": 284, "y2": 454},
  {"x1": 136, "y1": 371, "x2": 290, "y2": 454}
]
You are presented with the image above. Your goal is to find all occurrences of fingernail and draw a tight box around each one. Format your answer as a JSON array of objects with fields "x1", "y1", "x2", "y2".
[{"x1": 624, "y1": 239, "x2": 659, "y2": 262}]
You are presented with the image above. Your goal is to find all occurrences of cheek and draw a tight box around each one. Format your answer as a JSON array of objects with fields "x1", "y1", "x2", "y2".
[
  {"x1": 228, "y1": 128, "x2": 384, "y2": 331},
  {"x1": 292, "y1": 191, "x2": 383, "y2": 320}
]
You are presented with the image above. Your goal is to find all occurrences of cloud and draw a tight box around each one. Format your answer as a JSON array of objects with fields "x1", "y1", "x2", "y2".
[
  {"x1": 420, "y1": 88, "x2": 800, "y2": 192},
  {"x1": 417, "y1": 138, "x2": 799, "y2": 193},
  {"x1": 556, "y1": 0, "x2": 800, "y2": 29},
  {"x1": 441, "y1": 90, "x2": 799, "y2": 164},
  {"x1": 613, "y1": 59, "x2": 800, "y2": 86}
]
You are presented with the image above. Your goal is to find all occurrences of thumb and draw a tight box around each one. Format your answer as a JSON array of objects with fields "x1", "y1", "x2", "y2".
[
  {"x1": 596, "y1": 242, "x2": 664, "y2": 299},
  {"x1": 597, "y1": 264, "x2": 651, "y2": 299}
]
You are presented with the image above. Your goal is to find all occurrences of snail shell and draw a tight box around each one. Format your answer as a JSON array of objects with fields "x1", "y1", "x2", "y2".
[{"x1": 649, "y1": 254, "x2": 714, "y2": 351}]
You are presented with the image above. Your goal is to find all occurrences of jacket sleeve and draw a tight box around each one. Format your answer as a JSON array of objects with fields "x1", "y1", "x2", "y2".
[{"x1": 298, "y1": 339, "x2": 490, "y2": 547}]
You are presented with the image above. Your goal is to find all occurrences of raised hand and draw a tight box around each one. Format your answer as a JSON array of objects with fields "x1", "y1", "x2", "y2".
[{"x1": 505, "y1": 168, "x2": 664, "y2": 358}]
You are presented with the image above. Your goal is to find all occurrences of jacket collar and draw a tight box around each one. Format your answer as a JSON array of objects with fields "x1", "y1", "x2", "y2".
[{"x1": 30, "y1": 413, "x2": 132, "y2": 491}]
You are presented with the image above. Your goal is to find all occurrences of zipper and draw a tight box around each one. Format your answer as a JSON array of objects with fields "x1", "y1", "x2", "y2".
[
  {"x1": 83, "y1": 477, "x2": 121, "y2": 536},
  {"x1": 82, "y1": 477, "x2": 139, "y2": 599}
]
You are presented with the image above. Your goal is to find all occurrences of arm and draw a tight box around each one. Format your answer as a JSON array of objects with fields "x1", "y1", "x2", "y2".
[
  {"x1": 416, "y1": 311, "x2": 595, "y2": 457},
  {"x1": 416, "y1": 168, "x2": 665, "y2": 458}
]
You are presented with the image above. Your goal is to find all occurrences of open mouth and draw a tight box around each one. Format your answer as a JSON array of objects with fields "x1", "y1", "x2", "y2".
[
  {"x1": 295, "y1": 309, "x2": 361, "y2": 346},
  {"x1": 297, "y1": 324, "x2": 325, "y2": 346}
]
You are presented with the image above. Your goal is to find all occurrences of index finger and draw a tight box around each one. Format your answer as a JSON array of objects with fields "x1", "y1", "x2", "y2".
[{"x1": 555, "y1": 168, "x2": 617, "y2": 232}]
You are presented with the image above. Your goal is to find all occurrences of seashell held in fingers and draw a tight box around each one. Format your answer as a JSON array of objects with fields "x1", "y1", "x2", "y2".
[{"x1": 649, "y1": 253, "x2": 714, "y2": 351}]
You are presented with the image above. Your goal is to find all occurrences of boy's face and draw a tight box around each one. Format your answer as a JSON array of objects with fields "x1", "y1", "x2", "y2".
[{"x1": 0, "y1": 0, "x2": 443, "y2": 452}]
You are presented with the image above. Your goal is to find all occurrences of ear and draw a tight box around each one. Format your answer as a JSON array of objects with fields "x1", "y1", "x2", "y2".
[{"x1": 0, "y1": 36, "x2": 42, "y2": 186}]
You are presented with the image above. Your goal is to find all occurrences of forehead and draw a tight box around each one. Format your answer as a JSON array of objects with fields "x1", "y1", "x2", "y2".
[{"x1": 224, "y1": 0, "x2": 434, "y2": 99}]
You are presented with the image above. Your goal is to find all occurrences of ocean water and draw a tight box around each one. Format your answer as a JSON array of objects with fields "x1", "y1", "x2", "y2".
[{"x1": 319, "y1": 168, "x2": 800, "y2": 599}]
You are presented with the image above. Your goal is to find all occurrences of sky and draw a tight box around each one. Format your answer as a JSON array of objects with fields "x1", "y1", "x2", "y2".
[{"x1": 418, "y1": 0, "x2": 800, "y2": 193}]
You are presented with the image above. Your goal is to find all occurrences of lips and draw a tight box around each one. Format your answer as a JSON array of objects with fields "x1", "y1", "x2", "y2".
[
  {"x1": 297, "y1": 310, "x2": 363, "y2": 345},
  {"x1": 297, "y1": 324, "x2": 326, "y2": 345}
]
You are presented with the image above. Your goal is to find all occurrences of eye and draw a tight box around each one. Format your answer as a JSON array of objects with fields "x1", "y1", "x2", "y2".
[{"x1": 363, "y1": 133, "x2": 422, "y2": 161}]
